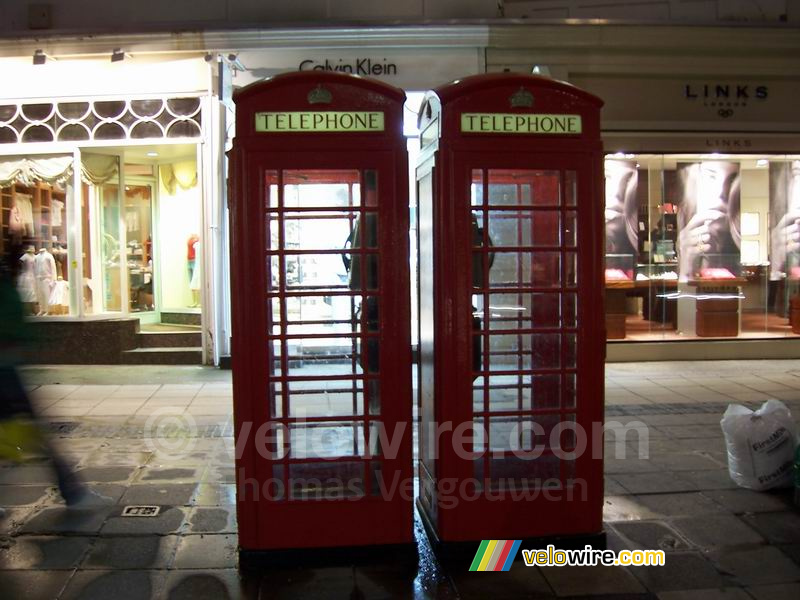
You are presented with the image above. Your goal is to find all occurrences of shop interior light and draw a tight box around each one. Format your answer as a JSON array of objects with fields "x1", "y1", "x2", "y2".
[
  {"x1": 111, "y1": 48, "x2": 126, "y2": 63},
  {"x1": 531, "y1": 65, "x2": 551, "y2": 77},
  {"x1": 146, "y1": 151, "x2": 158, "y2": 157},
  {"x1": 757, "y1": 159, "x2": 768, "y2": 167}
]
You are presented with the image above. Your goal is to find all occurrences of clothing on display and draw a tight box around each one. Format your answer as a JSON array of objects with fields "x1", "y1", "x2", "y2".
[
  {"x1": 51, "y1": 199, "x2": 64, "y2": 227},
  {"x1": 189, "y1": 242, "x2": 201, "y2": 291},
  {"x1": 187, "y1": 234, "x2": 199, "y2": 281},
  {"x1": 13, "y1": 194, "x2": 34, "y2": 236},
  {"x1": 48, "y1": 278, "x2": 69, "y2": 314},
  {"x1": 34, "y1": 249, "x2": 56, "y2": 315},
  {"x1": 17, "y1": 249, "x2": 36, "y2": 303}
]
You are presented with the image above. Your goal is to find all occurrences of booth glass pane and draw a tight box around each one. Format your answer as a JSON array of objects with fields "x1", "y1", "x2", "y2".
[
  {"x1": 471, "y1": 169, "x2": 484, "y2": 206},
  {"x1": 265, "y1": 168, "x2": 387, "y2": 502},
  {"x1": 564, "y1": 170, "x2": 577, "y2": 207},
  {"x1": 482, "y1": 210, "x2": 561, "y2": 247},
  {"x1": 281, "y1": 170, "x2": 361, "y2": 209},
  {"x1": 487, "y1": 170, "x2": 561, "y2": 206},
  {"x1": 289, "y1": 422, "x2": 365, "y2": 459},
  {"x1": 289, "y1": 462, "x2": 365, "y2": 500}
]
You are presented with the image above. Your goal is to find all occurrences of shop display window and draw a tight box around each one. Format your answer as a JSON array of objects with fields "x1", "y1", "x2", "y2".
[
  {"x1": 604, "y1": 154, "x2": 800, "y2": 341},
  {"x1": 1, "y1": 155, "x2": 73, "y2": 316}
]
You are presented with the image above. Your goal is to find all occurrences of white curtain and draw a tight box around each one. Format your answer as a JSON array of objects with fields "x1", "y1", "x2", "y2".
[
  {"x1": 0, "y1": 153, "x2": 119, "y2": 187},
  {"x1": 81, "y1": 154, "x2": 119, "y2": 185},
  {"x1": 0, "y1": 155, "x2": 73, "y2": 187}
]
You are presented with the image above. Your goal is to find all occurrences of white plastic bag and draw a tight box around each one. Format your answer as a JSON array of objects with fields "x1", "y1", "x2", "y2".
[{"x1": 720, "y1": 399, "x2": 799, "y2": 491}]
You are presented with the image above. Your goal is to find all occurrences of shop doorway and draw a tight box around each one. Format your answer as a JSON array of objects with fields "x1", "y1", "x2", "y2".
[{"x1": 81, "y1": 144, "x2": 202, "y2": 331}]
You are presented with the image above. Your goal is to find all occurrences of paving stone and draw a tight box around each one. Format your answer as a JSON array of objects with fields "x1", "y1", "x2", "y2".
[
  {"x1": 59, "y1": 569, "x2": 167, "y2": 600},
  {"x1": 777, "y1": 544, "x2": 800, "y2": 566},
  {"x1": 741, "y1": 512, "x2": 800, "y2": 545},
  {"x1": 746, "y1": 582, "x2": 800, "y2": 600},
  {"x1": 612, "y1": 522, "x2": 690, "y2": 552},
  {"x1": 139, "y1": 468, "x2": 203, "y2": 483},
  {"x1": 628, "y1": 551, "x2": 725, "y2": 592},
  {"x1": 0, "y1": 570, "x2": 73, "y2": 600},
  {"x1": 172, "y1": 534, "x2": 237, "y2": 569},
  {"x1": 76, "y1": 466, "x2": 139, "y2": 483},
  {"x1": 605, "y1": 477, "x2": 628, "y2": 495},
  {"x1": 355, "y1": 563, "x2": 440, "y2": 599},
  {"x1": 671, "y1": 515, "x2": 765, "y2": 549},
  {"x1": 635, "y1": 493, "x2": 722, "y2": 518},
  {"x1": 540, "y1": 564, "x2": 646, "y2": 596},
  {"x1": 708, "y1": 545, "x2": 800, "y2": 586},
  {"x1": 257, "y1": 567, "x2": 358, "y2": 600},
  {"x1": 163, "y1": 569, "x2": 258, "y2": 600},
  {"x1": 605, "y1": 458, "x2": 661, "y2": 474},
  {"x1": 0, "y1": 485, "x2": 51, "y2": 506},
  {"x1": 701, "y1": 489, "x2": 793, "y2": 514},
  {"x1": 656, "y1": 588, "x2": 753, "y2": 600},
  {"x1": 655, "y1": 425, "x2": 723, "y2": 439},
  {"x1": 675, "y1": 470, "x2": 740, "y2": 491},
  {"x1": 100, "y1": 506, "x2": 187, "y2": 535},
  {"x1": 603, "y1": 496, "x2": 660, "y2": 522},
  {"x1": 82, "y1": 535, "x2": 179, "y2": 569},
  {"x1": 0, "y1": 466, "x2": 58, "y2": 485},
  {"x1": 20, "y1": 506, "x2": 114, "y2": 535},
  {"x1": 120, "y1": 484, "x2": 198, "y2": 506},
  {"x1": 186, "y1": 508, "x2": 236, "y2": 534},
  {"x1": 614, "y1": 472, "x2": 698, "y2": 495},
  {"x1": 0, "y1": 535, "x2": 92, "y2": 569},
  {"x1": 191, "y1": 483, "x2": 236, "y2": 506},
  {"x1": 648, "y1": 453, "x2": 723, "y2": 471}
]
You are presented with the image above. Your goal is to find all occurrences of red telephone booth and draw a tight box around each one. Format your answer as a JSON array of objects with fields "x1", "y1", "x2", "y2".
[
  {"x1": 229, "y1": 72, "x2": 413, "y2": 560},
  {"x1": 415, "y1": 74, "x2": 605, "y2": 551}
]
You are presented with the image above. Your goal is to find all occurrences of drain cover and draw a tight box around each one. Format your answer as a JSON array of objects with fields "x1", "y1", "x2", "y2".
[{"x1": 122, "y1": 505, "x2": 161, "y2": 517}]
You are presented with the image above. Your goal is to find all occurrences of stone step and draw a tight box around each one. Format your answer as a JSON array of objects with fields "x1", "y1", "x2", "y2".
[
  {"x1": 120, "y1": 347, "x2": 202, "y2": 365},
  {"x1": 137, "y1": 330, "x2": 202, "y2": 348},
  {"x1": 161, "y1": 311, "x2": 202, "y2": 326}
]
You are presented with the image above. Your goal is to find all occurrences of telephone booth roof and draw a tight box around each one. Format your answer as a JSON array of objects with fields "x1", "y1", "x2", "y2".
[
  {"x1": 233, "y1": 70, "x2": 406, "y2": 146},
  {"x1": 419, "y1": 72, "x2": 604, "y2": 144}
]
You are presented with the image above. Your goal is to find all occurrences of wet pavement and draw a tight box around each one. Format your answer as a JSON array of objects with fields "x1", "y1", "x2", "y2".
[{"x1": 1, "y1": 360, "x2": 800, "y2": 599}]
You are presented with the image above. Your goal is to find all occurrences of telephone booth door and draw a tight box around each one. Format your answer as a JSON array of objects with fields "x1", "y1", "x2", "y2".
[
  {"x1": 416, "y1": 74, "x2": 605, "y2": 548},
  {"x1": 230, "y1": 72, "x2": 412, "y2": 555}
]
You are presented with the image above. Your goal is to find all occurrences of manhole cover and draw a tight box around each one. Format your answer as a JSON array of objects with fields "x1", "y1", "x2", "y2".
[{"x1": 121, "y1": 505, "x2": 161, "y2": 517}]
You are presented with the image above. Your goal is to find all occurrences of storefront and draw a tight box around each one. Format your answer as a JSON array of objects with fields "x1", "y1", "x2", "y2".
[
  {"x1": 486, "y1": 24, "x2": 800, "y2": 360},
  {"x1": 0, "y1": 54, "x2": 228, "y2": 364},
  {"x1": 2, "y1": 22, "x2": 798, "y2": 364}
]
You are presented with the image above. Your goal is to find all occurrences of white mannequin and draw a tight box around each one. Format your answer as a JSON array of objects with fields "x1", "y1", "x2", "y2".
[
  {"x1": 18, "y1": 246, "x2": 37, "y2": 307},
  {"x1": 34, "y1": 247, "x2": 56, "y2": 315}
]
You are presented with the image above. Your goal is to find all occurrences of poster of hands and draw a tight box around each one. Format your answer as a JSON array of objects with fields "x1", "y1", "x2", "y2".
[
  {"x1": 676, "y1": 161, "x2": 741, "y2": 281},
  {"x1": 604, "y1": 160, "x2": 639, "y2": 281},
  {"x1": 769, "y1": 160, "x2": 800, "y2": 280}
]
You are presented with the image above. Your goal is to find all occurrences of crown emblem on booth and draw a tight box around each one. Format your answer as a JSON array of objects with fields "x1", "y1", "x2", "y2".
[
  {"x1": 308, "y1": 85, "x2": 333, "y2": 105},
  {"x1": 510, "y1": 87, "x2": 534, "y2": 108}
]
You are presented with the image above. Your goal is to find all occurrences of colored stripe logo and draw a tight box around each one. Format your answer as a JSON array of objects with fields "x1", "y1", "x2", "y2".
[{"x1": 469, "y1": 540, "x2": 522, "y2": 571}]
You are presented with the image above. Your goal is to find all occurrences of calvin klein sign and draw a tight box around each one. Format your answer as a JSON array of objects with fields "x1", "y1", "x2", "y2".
[
  {"x1": 684, "y1": 83, "x2": 769, "y2": 119},
  {"x1": 299, "y1": 58, "x2": 398, "y2": 76}
]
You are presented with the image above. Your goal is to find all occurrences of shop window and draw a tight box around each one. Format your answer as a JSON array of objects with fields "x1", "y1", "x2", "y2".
[
  {"x1": 0, "y1": 155, "x2": 72, "y2": 317},
  {"x1": 604, "y1": 154, "x2": 800, "y2": 342}
]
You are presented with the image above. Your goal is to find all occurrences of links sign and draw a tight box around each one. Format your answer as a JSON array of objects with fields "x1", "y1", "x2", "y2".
[
  {"x1": 461, "y1": 113, "x2": 582, "y2": 135},
  {"x1": 256, "y1": 111, "x2": 384, "y2": 132}
]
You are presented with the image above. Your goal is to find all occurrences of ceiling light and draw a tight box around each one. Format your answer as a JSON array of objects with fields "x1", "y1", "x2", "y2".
[
  {"x1": 146, "y1": 151, "x2": 158, "y2": 157},
  {"x1": 757, "y1": 159, "x2": 768, "y2": 167}
]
